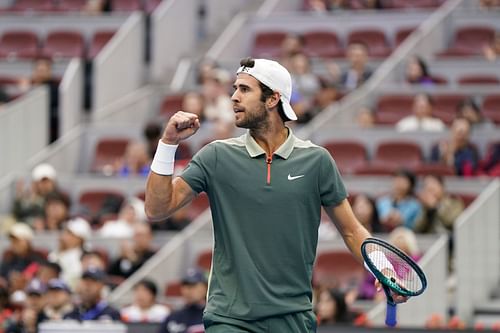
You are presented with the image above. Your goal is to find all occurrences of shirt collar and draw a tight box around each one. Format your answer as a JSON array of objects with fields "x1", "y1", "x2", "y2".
[{"x1": 244, "y1": 127, "x2": 296, "y2": 159}]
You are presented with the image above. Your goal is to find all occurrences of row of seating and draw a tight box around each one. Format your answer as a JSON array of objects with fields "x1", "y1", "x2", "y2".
[
  {"x1": 0, "y1": 0, "x2": 161, "y2": 13},
  {"x1": 375, "y1": 94, "x2": 500, "y2": 125},
  {"x1": 302, "y1": 0, "x2": 445, "y2": 11},
  {"x1": 0, "y1": 29, "x2": 115, "y2": 60}
]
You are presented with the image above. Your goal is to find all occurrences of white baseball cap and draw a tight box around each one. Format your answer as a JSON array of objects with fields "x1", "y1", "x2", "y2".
[
  {"x1": 9, "y1": 223, "x2": 34, "y2": 241},
  {"x1": 66, "y1": 217, "x2": 91, "y2": 241},
  {"x1": 32, "y1": 163, "x2": 57, "y2": 182},
  {"x1": 236, "y1": 58, "x2": 297, "y2": 121}
]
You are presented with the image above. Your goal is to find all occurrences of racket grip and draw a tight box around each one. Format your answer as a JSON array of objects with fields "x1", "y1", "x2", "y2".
[{"x1": 385, "y1": 303, "x2": 397, "y2": 327}]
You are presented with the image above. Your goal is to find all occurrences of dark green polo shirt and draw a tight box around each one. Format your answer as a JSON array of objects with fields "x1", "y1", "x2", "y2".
[{"x1": 181, "y1": 129, "x2": 347, "y2": 320}]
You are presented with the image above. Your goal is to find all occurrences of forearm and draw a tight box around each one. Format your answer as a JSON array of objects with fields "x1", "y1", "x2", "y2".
[
  {"x1": 145, "y1": 173, "x2": 186, "y2": 221},
  {"x1": 341, "y1": 220, "x2": 372, "y2": 263}
]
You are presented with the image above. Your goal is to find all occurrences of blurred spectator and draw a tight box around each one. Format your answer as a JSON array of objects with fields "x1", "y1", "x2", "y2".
[
  {"x1": 38, "y1": 279, "x2": 79, "y2": 323},
  {"x1": 0, "y1": 224, "x2": 44, "y2": 290},
  {"x1": 182, "y1": 91, "x2": 205, "y2": 121},
  {"x1": 83, "y1": 0, "x2": 110, "y2": 14},
  {"x1": 396, "y1": 93, "x2": 445, "y2": 132},
  {"x1": 81, "y1": 251, "x2": 107, "y2": 272},
  {"x1": 143, "y1": 122, "x2": 163, "y2": 160},
  {"x1": 480, "y1": 142, "x2": 500, "y2": 177},
  {"x1": 120, "y1": 279, "x2": 169, "y2": 323},
  {"x1": 340, "y1": 43, "x2": 372, "y2": 91},
  {"x1": 456, "y1": 98, "x2": 494, "y2": 131},
  {"x1": 480, "y1": 0, "x2": 500, "y2": 9},
  {"x1": 48, "y1": 217, "x2": 92, "y2": 289},
  {"x1": 5, "y1": 280, "x2": 45, "y2": 333},
  {"x1": 12, "y1": 163, "x2": 61, "y2": 227},
  {"x1": 99, "y1": 197, "x2": 146, "y2": 238},
  {"x1": 0, "y1": 285, "x2": 13, "y2": 331},
  {"x1": 483, "y1": 31, "x2": 500, "y2": 61},
  {"x1": 352, "y1": 194, "x2": 382, "y2": 233},
  {"x1": 157, "y1": 269, "x2": 207, "y2": 333},
  {"x1": 34, "y1": 261, "x2": 61, "y2": 286},
  {"x1": 415, "y1": 175, "x2": 464, "y2": 234},
  {"x1": 315, "y1": 288, "x2": 357, "y2": 325},
  {"x1": 107, "y1": 224, "x2": 156, "y2": 279},
  {"x1": 405, "y1": 56, "x2": 434, "y2": 85},
  {"x1": 196, "y1": 58, "x2": 219, "y2": 85},
  {"x1": 289, "y1": 53, "x2": 320, "y2": 101},
  {"x1": 388, "y1": 227, "x2": 421, "y2": 260},
  {"x1": 0, "y1": 86, "x2": 9, "y2": 109},
  {"x1": 376, "y1": 169, "x2": 422, "y2": 230},
  {"x1": 355, "y1": 106, "x2": 375, "y2": 128},
  {"x1": 76, "y1": 268, "x2": 120, "y2": 321},
  {"x1": 18, "y1": 58, "x2": 59, "y2": 143},
  {"x1": 431, "y1": 118, "x2": 479, "y2": 176},
  {"x1": 152, "y1": 204, "x2": 192, "y2": 231},
  {"x1": 297, "y1": 79, "x2": 339, "y2": 124},
  {"x1": 37, "y1": 192, "x2": 71, "y2": 232},
  {"x1": 280, "y1": 34, "x2": 305, "y2": 70},
  {"x1": 115, "y1": 141, "x2": 151, "y2": 177},
  {"x1": 202, "y1": 68, "x2": 234, "y2": 124}
]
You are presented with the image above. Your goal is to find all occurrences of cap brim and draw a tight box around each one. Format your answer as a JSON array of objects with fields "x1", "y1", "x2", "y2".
[{"x1": 281, "y1": 97, "x2": 297, "y2": 121}]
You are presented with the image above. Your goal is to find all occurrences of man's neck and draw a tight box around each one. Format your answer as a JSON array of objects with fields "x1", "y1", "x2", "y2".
[{"x1": 250, "y1": 123, "x2": 288, "y2": 157}]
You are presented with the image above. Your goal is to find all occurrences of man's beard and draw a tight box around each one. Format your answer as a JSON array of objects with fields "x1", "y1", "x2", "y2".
[{"x1": 236, "y1": 103, "x2": 269, "y2": 130}]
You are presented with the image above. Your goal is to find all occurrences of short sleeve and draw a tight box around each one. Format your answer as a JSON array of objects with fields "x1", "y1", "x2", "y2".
[
  {"x1": 180, "y1": 143, "x2": 216, "y2": 194},
  {"x1": 319, "y1": 148, "x2": 348, "y2": 207}
]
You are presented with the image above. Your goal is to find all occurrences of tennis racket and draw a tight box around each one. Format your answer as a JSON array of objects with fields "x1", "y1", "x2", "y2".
[{"x1": 361, "y1": 237, "x2": 427, "y2": 327}]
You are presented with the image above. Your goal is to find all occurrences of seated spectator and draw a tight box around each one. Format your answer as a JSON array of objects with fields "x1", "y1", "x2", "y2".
[
  {"x1": 0, "y1": 224, "x2": 44, "y2": 289},
  {"x1": 12, "y1": 163, "x2": 61, "y2": 227},
  {"x1": 99, "y1": 197, "x2": 146, "y2": 238},
  {"x1": 158, "y1": 269, "x2": 207, "y2": 333},
  {"x1": 143, "y1": 122, "x2": 163, "y2": 160},
  {"x1": 81, "y1": 251, "x2": 107, "y2": 272},
  {"x1": 120, "y1": 279, "x2": 170, "y2": 323},
  {"x1": 196, "y1": 58, "x2": 219, "y2": 85},
  {"x1": 5, "y1": 279, "x2": 46, "y2": 333},
  {"x1": 82, "y1": 0, "x2": 110, "y2": 14},
  {"x1": 34, "y1": 261, "x2": 62, "y2": 287},
  {"x1": 289, "y1": 53, "x2": 320, "y2": 101},
  {"x1": 76, "y1": 268, "x2": 120, "y2": 321},
  {"x1": 415, "y1": 175, "x2": 464, "y2": 234},
  {"x1": 48, "y1": 217, "x2": 92, "y2": 289},
  {"x1": 0, "y1": 285, "x2": 13, "y2": 329},
  {"x1": 352, "y1": 194, "x2": 382, "y2": 233},
  {"x1": 182, "y1": 91, "x2": 205, "y2": 121},
  {"x1": 405, "y1": 56, "x2": 434, "y2": 86},
  {"x1": 202, "y1": 68, "x2": 234, "y2": 124},
  {"x1": 37, "y1": 192, "x2": 71, "y2": 232},
  {"x1": 296, "y1": 78, "x2": 338, "y2": 124},
  {"x1": 431, "y1": 118, "x2": 479, "y2": 176},
  {"x1": 279, "y1": 33, "x2": 305, "y2": 70},
  {"x1": 107, "y1": 223, "x2": 156, "y2": 279},
  {"x1": 389, "y1": 227, "x2": 422, "y2": 260},
  {"x1": 480, "y1": 142, "x2": 500, "y2": 177},
  {"x1": 340, "y1": 43, "x2": 372, "y2": 92},
  {"x1": 480, "y1": 0, "x2": 500, "y2": 9},
  {"x1": 376, "y1": 169, "x2": 422, "y2": 231},
  {"x1": 115, "y1": 141, "x2": 151, "y2": 177},
  {"x1": 355, "y1": 106, "x2": 375, "y2": 128},
  {"x1": 396, "y1": 93, "x2": 446, "y2": 132},
  {"x1": 315, "y1": 288, "x2": 358, "y2": 325},
  {"x1": 456, "y1": 98, "x2": 494, "y2": 131},
  {"x1": 483, "y1": 31, "x2": 500, "y2": 61},
  {"x1": 38, "y1": 279, "x2": 79, "y2": 323}
]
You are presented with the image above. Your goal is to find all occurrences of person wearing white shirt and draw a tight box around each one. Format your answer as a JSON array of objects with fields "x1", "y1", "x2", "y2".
[
  {"x1": 120, "y1": 279, "x2": 170, "y2": 323},
  {"x1": 396, "y1": 93, "x2": 446, "y2": 132}
]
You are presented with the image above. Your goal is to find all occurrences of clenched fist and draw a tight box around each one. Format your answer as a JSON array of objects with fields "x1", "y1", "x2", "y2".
[{"x1": 161, "y1": 111, "x2": 200, "y2": 145}]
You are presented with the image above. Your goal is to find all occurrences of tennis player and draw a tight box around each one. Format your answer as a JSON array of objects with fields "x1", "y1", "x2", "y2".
[{"x1": 145, "y1": 57, "x2": 405, "y2": 332}]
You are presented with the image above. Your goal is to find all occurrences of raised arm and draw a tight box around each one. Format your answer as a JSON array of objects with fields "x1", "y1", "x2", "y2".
[{"x1": 145, "y1": 112, "x2": 200, "y2": 221}]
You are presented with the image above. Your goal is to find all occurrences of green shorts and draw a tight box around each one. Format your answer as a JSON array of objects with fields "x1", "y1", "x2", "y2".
[{"x1": 203, "y1": 310, "x2": 317, "y2": 333}]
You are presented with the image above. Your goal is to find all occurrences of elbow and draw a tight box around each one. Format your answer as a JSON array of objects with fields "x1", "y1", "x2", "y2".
[{"x1": 144, "y1": 204, "x2": 169, "y2": 222}]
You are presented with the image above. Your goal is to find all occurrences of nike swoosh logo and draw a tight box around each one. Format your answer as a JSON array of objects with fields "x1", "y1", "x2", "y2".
[{"x1": 288, "y1": 174, "x2": 305, "y2": 181}]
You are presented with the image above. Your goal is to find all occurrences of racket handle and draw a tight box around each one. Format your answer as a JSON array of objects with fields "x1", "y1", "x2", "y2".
[{"x1": 385, "y1": 302, "x2": 397, "y2": 327}]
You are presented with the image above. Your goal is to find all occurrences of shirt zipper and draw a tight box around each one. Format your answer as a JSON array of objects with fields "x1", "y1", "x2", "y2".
[{"x1": 266, "y1": 154, "x2": 273, "y2": 185}]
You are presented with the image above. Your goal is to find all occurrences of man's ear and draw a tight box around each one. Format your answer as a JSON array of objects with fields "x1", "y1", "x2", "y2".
[{"x1": 266, "y1": 92, "x2": 280, "y2": 109}]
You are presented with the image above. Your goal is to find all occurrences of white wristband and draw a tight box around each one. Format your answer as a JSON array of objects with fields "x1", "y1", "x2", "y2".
[
  {"x1": 365, "y1": 250, "x2": 394, "y2": 272},
  {"x1": 150, "y1": 141, "x2": 178, "y2": 176}
]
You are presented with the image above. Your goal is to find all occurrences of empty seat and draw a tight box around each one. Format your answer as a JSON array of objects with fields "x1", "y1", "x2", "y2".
[
  {"x1": 313, "y1": 250, "x2": 364, "y2": 288},
  {"x1": 323, "y1": 140, "x2": 367, "y2": 175},
  {"x1": 414, "y1": 163, "x2": 455, "y2": 177},
  {"x1": 58, "y1": 0, "x2": 87, "y2": 11},
  {"x1": 88, "y1": 30, "x2": 116, "y2": 59},
  {"x1": 457, "y1": 75, "x2": 500, "y2": 85},
  {"x1": 165, "y1": 280, "x2": 183, "y2": 297},
  {"x1": 251, "y1": 31, "x2": 288, "y2": 58},
  {"x1": 382, "y1": 0, "x2": 443, "y2": 8},
  {"x1": 439, "y1": 25, "x2": 495, "y2": 57},
  {"x1": 354, "y1": 164, "x2": 398, "y2": 176},
  {"x1": 483, "y1": 95, "x2": 500, "y2": 125},
  {"x1": 433, "y1": 94, "x2": 466, "y2": 124},
  {"x1": 0, "y1": 30, "x2": 39, "y2": 60},
  {"x1": 303, "y1": 31, "x2": 343, "y2": 58},
  {"x1": 111, "y1": 0, "x2": 142, "y2": 11},
  {"x1": 78, "y1": 189, "x2": 125, "y2": 218},
  {"x1": 196, "y1": 249, "x2": 213, "y2": 272},
  {"x1": 347, "y1": 29, "x2": 391, "y2": 57},
  {"x1": 373, "y1": 141, "x2": 423, "y2": 169},
  {"x1": 395, "y1": 26, "x2": 416, "y2": 47},
  {"x1": 10, "y1": 0, "x2": 55, "y2": 11},
  {"x1": 375, "y1": 95, "x2": 413, "y2": 125},
  {"x1": 160, "y1": 93, "x2": 185, "y2": 119},
  {"x1": 42, "y1": 30, "x2": 85, "y2": 59},
  {"x1": 91, "y1": 138, "x2": 130, "y2": 173}
]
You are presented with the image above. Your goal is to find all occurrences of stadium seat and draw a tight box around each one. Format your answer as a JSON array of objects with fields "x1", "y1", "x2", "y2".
[
  {"x1": 430, "y1": 75, "x2": 449, "y2": 85},
  {"x1": 144, "y1": 0, "x2": 162, "y2": 13},
  {"x1": 160, "y1": 93, "x2": 185, "y2": 119},
  {"x1": 9, "y1": 0, "x2": 55, "y2": 12},
  {"x1": 187, "y1": 193, "x2": 209, "y2": 220},
  {"x1": 433, "y1": 94, "x2": 466, "y2": 125},
  {"x1": 303, "y1": 31, "x2": 344, "y2": 58},
  {"x1": 414, "y1": 163, "x2": 455, "y2": 177},
  {"x1": 78, "y1": 189, "x2": 125, "y2": 219},
  {"x1": 41, "y1": 30, "x2": 85, "y2": 59},
  {"x1": 0, "y1": 30, "x2": 39, "y2": 60},
  {"x1": 375, "y1": 95, "x2": 413, "y2": 125},
  {"x1": 457, "y1": 75, "x2": 500, "y2": 85},
  {"x1": 0, "y1": 75, "x2": 19, "y2": 85},
  {"x1": 372, "y1": 140, "x2": 423, "y2": 170},
  {"x1": 313, "y1": 250, "x2": 364, "y2": 289},
  {"x1": 323, "y1": 140, "x2": 368, "y2": 175},
  {"x1": 196, "y1": 249, "x2": 213, "y2": 272},
  {"x1": 483, "y1": 95, "x2": 500, "y2": 125},
  {"x1": 91, "y1": 138, "x2": 130, "y2": 173},
  {"x1": 88, "y1": 30, "x2": 116, "y2": 59},
  {"x1": 111, "y1": 0, "x2": 142, "y2": 11},
  {"x1": 58, "y1": 0, "x2": 87, "y2": 11},
  {"x1": 394, "y1": 26, "x2": 416, "y2": 47},
  {"x1": 251, "y1": 31, "x2": 288, "y2": 58},
  {"x1": 165, "y1": 280, "x2": 183, "y2": 297},
  {"x1": 438, "y1": 25, "x2": 495, "y2": 57},
  {"x1": 381, "y1": 0, "x2": 444, "y2": 9},
  {"x1": 454, "y1": 193, "x2": 476, "y2": 207},
  {"x1": 347, "y1": 29, "x2": 391, "y2": 57}
]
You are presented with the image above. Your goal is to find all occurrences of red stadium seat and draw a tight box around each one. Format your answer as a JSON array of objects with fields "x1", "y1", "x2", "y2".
[
  {"x1": 42, "y1": 30, "x2": 85, "y2": 59},
  {"x1": 0, "y1": 30, "x2": 39, "y2": 60},
  {"x1": 433, "y1": 94, "x2": 466, "y2": 125},
  {"x1": 430, "y1": 75, "x2": 449, "y2": 85},
  {"x1": 78, "y1": 189, "x2": 125, "y2": 217},
  {"x1": 313, "y1": 250, "x2": 364, "y2": 289},
  {"x1": 457, "y1": 75, "x2": 500, "y2": 85},
  {"x1": 9, "y1": 0, "x2": 55, "y2": 12},
  {"x1": 303, "y1": 31, "x2": 344, "y2": 58},
  {"x1": 187, "y1": 193, "x2": 209, "y2": 220},
  {"x1": 395, "y1": 27, "x2": 416, "y2": 47},
  {"x1": 323, "y1": 140, "x2": 367, "y2": 175},
  {"x1": 372, "y1": 140, "x2": 423, "y2": 170},
  {"x1": 453, "y1": 193, "x2": 476, "y2": 208},
  {"x1": 438, "y1": 25, "x2": 495, "y2": 57},
  {"x1": 354, "y1": 164, "x2": 399, "y2": 175},
  {"x1": 483, "y1": 95, "x2": 500, "y2": 125},
  {"x1": 382, "y1": 0, "x2": 444, "y2": 9},
  {"x1": 58, "y1": 0, "x2": 87, "y2": 11},
  {"x1": 165, "y1": 280, "x2": 183, "y2": 297},
  {"x1": 91, "y1": 138, "x2": 130, "y2": 173},
  {"x1": 144, "y1": 0, "x2": 162, "y2": 13},
  {"x1": 88, "y1": 30, "x2": 116, "y2": 59},
  {"x1": 196, "y1": 249, "x2": 213, "y2": 272},
  {"x1": 111, "y1": 0, "x2": 142, "y2": 11},
  {"x1": 160, "y1": 93, "x2": 185, "y2": 119},
  {"x1": 375, "y1": 95, "x2": 413, "y2": 125},
  {"x1": 251, "y1": 31, "x2": 288, "y2": 58},
  {"x1": 414, "y1": 164, "x2": 455, "y2": 177},
  {"x1": 0, "y1": 75, "x2": 19, "y2": 85},
  {"x1": 347, "y1": 29, "x2": 391, "y2": 58}
]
